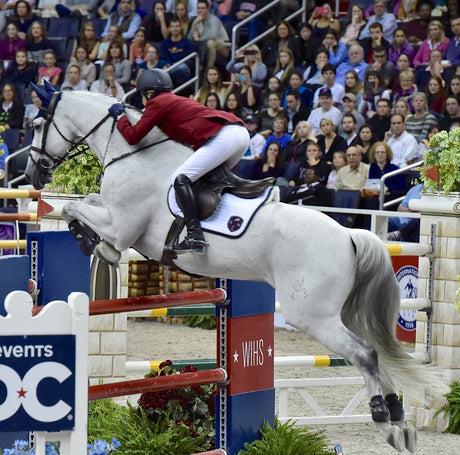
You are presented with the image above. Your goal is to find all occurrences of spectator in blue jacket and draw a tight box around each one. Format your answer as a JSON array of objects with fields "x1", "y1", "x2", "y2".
[{"x1": 160, "y1": 17, "x2": 196, "y2": 86}]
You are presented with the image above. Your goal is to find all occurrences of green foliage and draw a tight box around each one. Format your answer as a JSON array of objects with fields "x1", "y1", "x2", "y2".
[
  {"x1": 436, "y1": 381, "x2": 460, "y2": 433},
  {"x1": 88, "y1": 399, "x2": 211, "y2": 454},
  {"x1": 419, "y1": 128, "x2": 460, "y2": 194},
  {"x1": 138, "y1": 362, "x2": 216, "y2": 446},
  {"x1": 185, "y1": 315, "x2": 216, "y2": 330},
  {"x1": 237, "y1": 418, "x2": 334, "y2": 455},
  {"x1": 46, "y1": 147, "x2": 101, "y2": 194}
]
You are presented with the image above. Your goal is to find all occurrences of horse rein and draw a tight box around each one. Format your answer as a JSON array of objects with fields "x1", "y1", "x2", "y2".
[{"x1": 30, "y1": 91, "x2": 170, "y2": 174}]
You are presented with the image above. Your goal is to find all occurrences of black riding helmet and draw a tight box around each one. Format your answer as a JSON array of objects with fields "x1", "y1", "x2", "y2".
[{"x1": 137, "y1": 69, "x2": 173, "y2": 99}]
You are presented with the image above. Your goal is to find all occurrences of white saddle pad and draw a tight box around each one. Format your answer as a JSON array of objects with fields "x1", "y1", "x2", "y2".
[{"x1": 168, "y1": 186, "x2": 279, "y2": 238}]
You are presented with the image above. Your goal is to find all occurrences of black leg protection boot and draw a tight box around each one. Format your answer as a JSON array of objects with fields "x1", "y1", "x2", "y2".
[
  {"x1": 173, "y1": 174, "x2": 208, "y2": 255},
  {"x1": 206, "y1": 164, "x2": 275, "y2": 197}
]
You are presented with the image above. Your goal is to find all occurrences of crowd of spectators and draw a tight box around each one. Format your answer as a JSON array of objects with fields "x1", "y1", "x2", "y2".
[{"x1": 0, "y1": 0, "x2": 459, "y2": 234}]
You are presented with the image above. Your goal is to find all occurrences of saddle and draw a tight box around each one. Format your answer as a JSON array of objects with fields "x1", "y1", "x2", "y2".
[
  {"x1": 194, "y1": 164, "x2": 275, "y2": 219},
  {"x1": 162, "y1": 164, "x2": 275, "y2": 262}
]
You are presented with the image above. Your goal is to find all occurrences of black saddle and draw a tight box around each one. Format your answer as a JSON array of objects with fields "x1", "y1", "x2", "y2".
[{"x1": 193, "y1": 164, "x2": 275, "y2": 219}]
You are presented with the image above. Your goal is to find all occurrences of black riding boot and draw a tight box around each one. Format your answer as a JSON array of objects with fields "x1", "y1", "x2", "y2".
[
  {"x1": 173, "y1": 174, "x2": 207, "y2": 255},
  {"x1": 207, "y1": 164, "x2": 275, "y2": 196}
]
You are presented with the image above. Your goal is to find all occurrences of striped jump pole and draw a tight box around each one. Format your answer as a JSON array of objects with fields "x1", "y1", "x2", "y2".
[
  {"x1": 0, "y1": 189, "x2": 43, "y2": 199},
  {"x1": 0, "y1": 239, "x2": 27, "y2": 249},
  {"x1": 128, "y1": 303, "x2": 217, "y2": 318},
  {"x1": 126, "y1": 355, "x2": 352, "y2": 375},
  {"x1": 88, "y1": 368, "x2": 227, "y2": 401},
  {"x1": 0, "y1": 213, "x2": 37, "y2": 222},
  {"x1": 32, "y1": 288, "x2": 227, "y2": 316},
  {"x1": 385, "y1": 242, "x2": 431, "y2": 257}
]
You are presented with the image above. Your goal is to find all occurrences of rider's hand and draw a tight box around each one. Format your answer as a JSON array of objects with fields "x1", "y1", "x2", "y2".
[{"x1": 108, "y1": 102, "x2": 125, "y2": 118}]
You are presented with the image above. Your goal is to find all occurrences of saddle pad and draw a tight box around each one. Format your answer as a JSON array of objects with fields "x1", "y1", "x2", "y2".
[{"x1": 168, "y1": 186, "x2": 279, "y2": 238}]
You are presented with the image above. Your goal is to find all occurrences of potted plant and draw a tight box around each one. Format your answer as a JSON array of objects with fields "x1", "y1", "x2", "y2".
[{"x1": 418, "y1": 127, "x2": 460, "y2": 194}]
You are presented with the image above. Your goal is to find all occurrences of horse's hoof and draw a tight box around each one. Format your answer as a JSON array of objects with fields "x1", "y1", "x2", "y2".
[
  {"x1": 404, "y1": 425, "x2": 417, "y2": 453},
  {"x1": 386, "y1": 426, "x2": 405, "y2": 453},
  {"x1": 94, "y1": 241, "x2": 121, "y2": 267}
]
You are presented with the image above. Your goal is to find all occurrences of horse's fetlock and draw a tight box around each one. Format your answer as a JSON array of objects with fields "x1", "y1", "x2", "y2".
[
  {"x1": 370, "y1": 395, "x2": 390, "y2": 423},
  {"x1": 385, "y1": 393, "x2": 404, "y2": 422}
]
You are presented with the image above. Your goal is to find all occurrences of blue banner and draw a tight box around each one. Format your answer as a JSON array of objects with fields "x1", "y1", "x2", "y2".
[{"x1": 0, "y1": 335, "x2": 75, "y2": 431}]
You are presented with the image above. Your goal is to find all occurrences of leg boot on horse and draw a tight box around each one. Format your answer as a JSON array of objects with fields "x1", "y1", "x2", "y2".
[
  {"x1": 206, "y1": 164, "x2": 275, "y2": 198},
  {"x1": 173, "y1": 174, "x2": 208, "y2": 255}
]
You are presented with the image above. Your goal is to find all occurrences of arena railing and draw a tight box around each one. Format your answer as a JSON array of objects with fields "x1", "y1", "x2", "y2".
[
  {"x1": 230, "y1": 0, "x2": 308, "y2": 57},
  {"x1": 379, "y1": 160, "x2": 423, "y2": 210},
  {"x1": 123, "y1": 51, "x2": 201, "y2": 102}
]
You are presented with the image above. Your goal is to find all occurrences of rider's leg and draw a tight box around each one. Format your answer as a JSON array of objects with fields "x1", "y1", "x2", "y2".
[
  {"x1": 171, "y1": 124, "x2": 250, "y2": 254},
  {"x1": 173, "y1": 174, "x2": 207, "y2": 255}
]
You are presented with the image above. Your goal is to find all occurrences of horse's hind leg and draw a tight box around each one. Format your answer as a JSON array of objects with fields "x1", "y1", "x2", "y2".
[
  {"x1": 305, "y1": 318, "x2": 406, "y2": 452},
  {"x1": 381, "y1": 376, "x2": 417, "y2": 453}
]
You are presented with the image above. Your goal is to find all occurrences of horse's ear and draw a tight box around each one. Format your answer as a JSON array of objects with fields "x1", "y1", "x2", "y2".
[
  {"x1": 31, "y1": 83, "x2": 52, "y2": 109},
  {"x1": 43, "y1": 79, "x2": 57, "y2": 94}
]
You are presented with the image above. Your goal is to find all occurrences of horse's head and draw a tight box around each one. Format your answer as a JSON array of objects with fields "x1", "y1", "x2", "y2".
[{"x1": 25, "y1": 81, "x2": 73, "y2": 189}]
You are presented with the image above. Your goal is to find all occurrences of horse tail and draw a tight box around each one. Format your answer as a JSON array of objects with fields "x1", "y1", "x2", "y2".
[{"x1": 341, "y1": 229, "x2": 447, "y2": 399}]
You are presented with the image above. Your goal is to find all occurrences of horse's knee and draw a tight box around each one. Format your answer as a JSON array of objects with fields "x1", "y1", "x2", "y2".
[{"x1": 68, "y1": 220, "x2": 101, "y2": 256}]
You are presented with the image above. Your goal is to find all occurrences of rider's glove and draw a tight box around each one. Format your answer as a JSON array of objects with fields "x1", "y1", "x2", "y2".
[{"x1": 108, "y1": 102, "x2": 125, "y2": 118}]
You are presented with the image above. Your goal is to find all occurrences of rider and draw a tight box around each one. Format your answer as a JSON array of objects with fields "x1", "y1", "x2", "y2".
[{"x1": 109, "y1": 69, "x2": 272, "y2": 256}]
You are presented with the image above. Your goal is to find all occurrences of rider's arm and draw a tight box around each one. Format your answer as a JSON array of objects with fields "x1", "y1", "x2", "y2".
[{"x1": 116, "y1": 101, "x2": 164, "y2": 145}]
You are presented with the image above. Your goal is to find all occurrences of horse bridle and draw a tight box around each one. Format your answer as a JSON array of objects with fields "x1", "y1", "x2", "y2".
[
  {"x1": 29, "y1": 91, "x2": 113, "y2": 174},
  {"x1": 29, "y1": 91, "x2": 171, "y2": 176}
]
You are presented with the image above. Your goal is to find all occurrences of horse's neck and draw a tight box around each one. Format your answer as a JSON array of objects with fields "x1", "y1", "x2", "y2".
[{"x1": 62, "y1": 94, "x2": 166, "y2": 164}]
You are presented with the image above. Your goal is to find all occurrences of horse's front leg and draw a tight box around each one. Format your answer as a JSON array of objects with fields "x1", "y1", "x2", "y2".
[{"x1": 61, "y1": 198, "x2": 122, "y2": 266}]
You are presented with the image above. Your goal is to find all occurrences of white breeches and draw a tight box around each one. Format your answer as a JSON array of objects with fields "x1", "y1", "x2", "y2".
[{"x1": 171, "y1": 124, "x2": 250, "y2": 184}]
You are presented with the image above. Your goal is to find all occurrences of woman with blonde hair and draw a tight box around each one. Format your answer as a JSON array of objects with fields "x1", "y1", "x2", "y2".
[
  {"x1": 393, "y1": 98, "x2": 411, "y2": 119},
  {"x1": 273, "y1": 47, "x2": 295, "y2": 86},
  {"x1": 226, "y1": 44, "x2": 267, "y2": 88},
  {"x1": 413, "y1": 20, "x2": 450, "y2": 67},
  {"x1": 284, "y1": 120, "x2": 316, "y2": 163},
  {"x1": 317, "y1": 117, "x2": 347, "y2": 163},
  {"x1": 175, "y1": 2, "x2": 191, "y2": 36},
  {"x1": 326, "y1": 151, "x2": 347, "y2": 190}
]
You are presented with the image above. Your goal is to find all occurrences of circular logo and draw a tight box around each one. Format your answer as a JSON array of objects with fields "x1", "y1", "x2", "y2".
[{"x1": 395, "y1": 265, "x2": 418, "y2": 331}]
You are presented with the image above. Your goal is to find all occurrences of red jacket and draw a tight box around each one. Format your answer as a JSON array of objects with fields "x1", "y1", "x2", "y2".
[{"x1": 117, "y1": 92, "x2": 245, "y2": 150}]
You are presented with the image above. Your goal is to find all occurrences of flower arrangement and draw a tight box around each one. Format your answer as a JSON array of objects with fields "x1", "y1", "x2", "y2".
[
  {"x1": 138, "y1": 361, "x2": 216, "y2": 443},
  {"x1": 419, "y1": 128, "x2": 460, "y2": 194},
  {"x1": 1, "y1": 439, "x2": 119, "y2": 455}
]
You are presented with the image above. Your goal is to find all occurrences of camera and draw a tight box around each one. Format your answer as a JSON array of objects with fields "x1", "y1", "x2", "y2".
[
  {"x1": 316, "y1": 6, "x2": 328, "y2": 16},
  {"x1": 244, "y1": 50, "x2": 257, "y2": 56}
]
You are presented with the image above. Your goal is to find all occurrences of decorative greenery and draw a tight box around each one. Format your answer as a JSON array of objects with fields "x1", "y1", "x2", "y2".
[
  {"x1": 436, "y1": 381, "x2": 460, "y2": 434},
  {"x1": 138, "y1": 361, "x2": 216, "y2": 445},
  {"x1": 237, "y1": 418, "x2": 333, "y2": 454},
  {"x1": 46, "y1": 146, "x2": 101, "y2": 195},
  {"x1": 185, "y1": 315, "x2": 216, "y2": 330},
  {"x1": 88, "y1": 398, "x2": 211, "y2": 454},
  {"x1": 419, "y1": 128, "x2": 460, "y2": 194}
]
